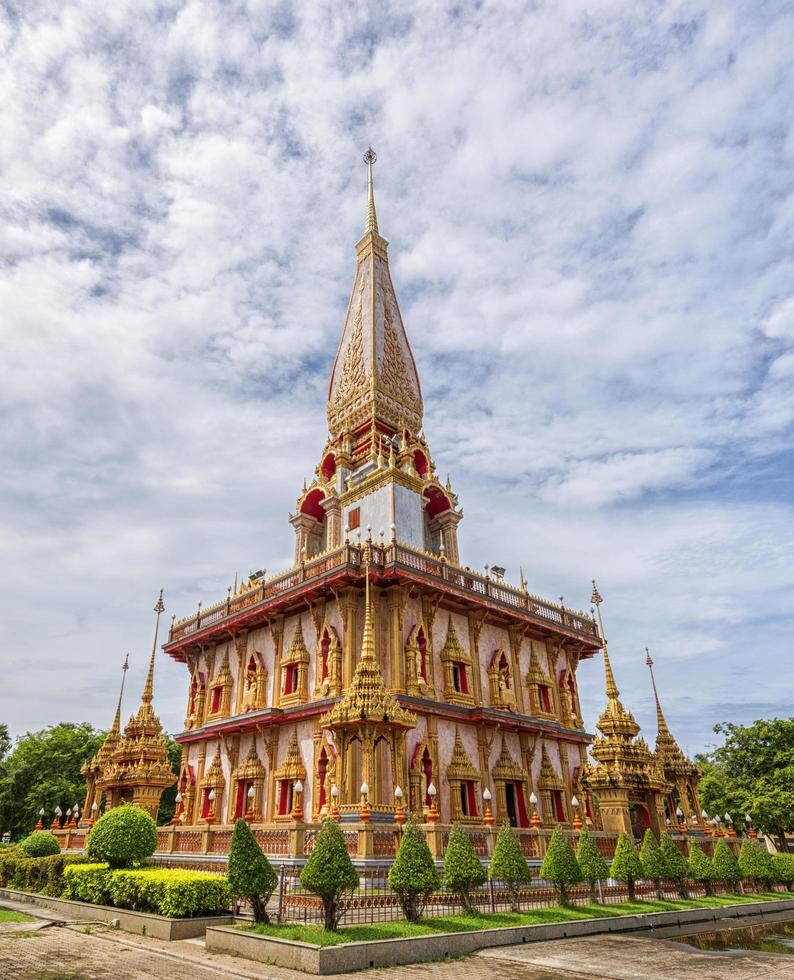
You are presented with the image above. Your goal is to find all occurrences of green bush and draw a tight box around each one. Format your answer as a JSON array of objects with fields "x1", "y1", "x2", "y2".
[
  {"x1": 660, "y1": 834, "x2": 689, "y2": 898},
  {"x1": 388, "y1": 818, "x2": 440, "y2": 922},
  {"x1": 87, "y1": 805, "x2": 157, "y2": 869},
  {"x1": 688, "y1": 842, "x2": 714, "y2": 896},
  {"x1": 488, "y1": 824, "x2": 531, "y2": 912},
  {"x1": 712, "y1": 839, "x2": 741, "y2": 891},
  {"x1": 576, "y1": 830, "x2": 609, "y2": 903},
  {"x1": 227, "y1": 819, "x2": 277, "y2": 923},
  {"x1": 739, "y1": 838, "x2": 774, "y2": 892},
  {"x1": 639, "y1": 830, "x2": 666, "y2": 899},
  {"x1": 17, "y1": 831, "x2": 60, "y2": 858},
  {"x1": 300, "y1": 818, "x2": 358, "y2": 931},
  {"x1": 539, "y1": 826, "x2": 581, "y2": 907},
  {"x1": 772, "y1": 853, "x2": 794, "y2": 891},
  {"x1": 443, "y1": 825, "x2": 487, "y2": 914},
  {"x1": 63, "y1": 864, "x2": 230, "y2": 917},
  {"x1": 8, "y1": 854, "x2": 90, "y2": 896},
  {"x1": 610, "y1": 832, "x2": 643, "y2": 902}
]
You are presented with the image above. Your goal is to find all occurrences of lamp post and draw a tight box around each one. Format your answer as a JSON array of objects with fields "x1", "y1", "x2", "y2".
[
  {"x1": 715, "y1": 815, "x2": 724, "y2": 838},
  {"x1": 571, "y1": 795, "x2": 582, "y2": 831},
  {"x1": 291, "y1": 780, "x2": 304, "y2": 823},
  {"x1": 90, "y1": 801, "x2": 98, "y2": 827},
  {"x1": 725, "y1": 812, "x2": 735, "y2": 838},
  {"x1": 426, "y1": 782, "x2": 439, "y2": 824},
  {"x1": 483, "y1": 788, "x2": 494, "y2": 827},
  {"x1": 676, "y1": 806, "x2": 686, "y2": 834},
  {"x1": 73, "y1": 804, "x2": 80, "y2": 828},
  {"x1": 65, "y1": 808, "x2": 73, "y2": 830},
  {"x1": 172, "y1": 793, "x2": 183, "y2": 826},
  {"x1": 529, "y1": 791, "x2": 542, "y2": 829},
  {"x1": 245, "y1": 785, "x2": 256, "y2": 823},
  {"x1": 331, "y1": 784, "x2": 341, "y2": 821},
  {"x1": 35, "y1": 808, "x2": 45, "y2": 831},
  {"x1": 51, "y1": 806, "x2": 62, "y2": 830},
  {"x1": 359, "y1": 782, "x2": 371, "y2": 823},
  {"x1": 746, "y1": 814, "x2": 756, "y2": 839},
  {"x1": 394, "y1": 786, "x2": 406, "y2": 827},
  {"x1": 700, "y1": 809, "x2": 709, "y2": 832}
]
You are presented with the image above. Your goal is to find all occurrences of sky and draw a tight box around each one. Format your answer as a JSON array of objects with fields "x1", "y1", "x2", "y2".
[{"x1": 1, "y1": 1, "x2": 793, "y2": 758}]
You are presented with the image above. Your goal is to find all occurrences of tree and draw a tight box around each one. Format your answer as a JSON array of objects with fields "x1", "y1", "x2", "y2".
[
  {"x1": 388, "y1": 818, "x2": 440, "y2": 922},
  {"x1": 739, "y1": 838, "x2": 774, "y2": 893},
  {"x1": 639, "y1": 830, "x2": 666, "y2": 900},
  {"x1": 227, "y1": 819, "x2": 277, "y2": 922},
  {"x1": 155, "y1": 735, "x2": 182, "y2": 825},
  {"x1": 772, "y1": 854, "x2": 794, "y2": 892},
  {"x1": 660, "y1": 834, "x2": 689, "y2": 898},
  {"x1": 712, "y1": 839, "x2": 741, "y2": 892},
  {"x1": 610, "y1": 832, "x2": 643, "y2": 902},
  {"x1": 699, "y1": 719, "x2": 794, "y2": 851},
  {"x1": 0, "y1": 724, "x2": 10, "y2": 762},
  {"x1": 87, "y1": 805, "x2": 157, "y2": 868},
  {"x1": 688, "y1": 842, "x2": 714, "y2": 896},
  {"x1": 576, "y1": 830, "x2": 609, "y2": 903},
  {"x1": 443, "y1": 825, "x2": 487, "y2": 914},
  {"x1": 539, "y1": 826, "x2": 582, "y2": 907},
  {"x1": 0, "y1": 723, "x2": 104, "y2": 840},
  {"x1": 489, "y1": 824, "x2": 531, "y2": 912},
  {"x1": 300, "y1": 818, "x2": 358, "y2": 931}
]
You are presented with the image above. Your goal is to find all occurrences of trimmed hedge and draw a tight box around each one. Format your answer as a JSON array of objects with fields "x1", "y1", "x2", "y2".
[
  {"x1": 0, "y1": 851, "x2": 90, "y2": 895},
  {"x1": 63, "y1": 864, "x2": 230, "y2": 918},
  {"x1": 18, "y1": 831, "x2": 60, "y2": 858},
  {"x1": 87, "y1": 806, "x2": 158, "y2": 868}
]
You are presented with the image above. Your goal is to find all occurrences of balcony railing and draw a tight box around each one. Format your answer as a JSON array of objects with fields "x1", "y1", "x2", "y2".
[{"x1": 168, "y1": 542, "x2": 599, "y2": 644}]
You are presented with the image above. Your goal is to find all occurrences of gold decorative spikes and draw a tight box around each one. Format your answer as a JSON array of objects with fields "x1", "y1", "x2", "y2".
[
  {"x1": 274, "y1": 729, "x2": 307, "y2": 782},
  {"x1": 320, "y1": 566, "x2": 416, "y2": 730},
  {"x1": 447, "y1": 728, "x2": 479, "y2": 781},
  {"x1": 286, "y1": 620, "x2": 310, "y2": 663},
  {"x1": 538, "y1": 744, "x2": 564, "y2": 790},
  {"x1": 491, "y1": 736, "x2": 526, "y2": 782}
]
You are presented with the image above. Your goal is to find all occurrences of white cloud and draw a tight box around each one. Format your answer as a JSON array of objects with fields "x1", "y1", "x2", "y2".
[{"x1": 1, "y1": 1, "x2": 793, "y2": 754}]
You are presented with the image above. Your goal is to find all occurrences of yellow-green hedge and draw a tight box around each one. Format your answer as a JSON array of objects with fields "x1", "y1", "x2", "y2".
[{"x1": 62, "y1": 864, "x2": 230, "y2": 918}]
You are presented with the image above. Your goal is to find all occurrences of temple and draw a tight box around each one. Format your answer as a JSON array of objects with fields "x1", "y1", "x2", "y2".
[{"x1": 68, "y1": 151, "x2": 704, "y2": 864}]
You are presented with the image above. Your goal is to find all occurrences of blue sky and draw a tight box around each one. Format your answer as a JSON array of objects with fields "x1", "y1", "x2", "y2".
[{"x1": 1, "y1": 1, "x2": 793, "y2": 757}]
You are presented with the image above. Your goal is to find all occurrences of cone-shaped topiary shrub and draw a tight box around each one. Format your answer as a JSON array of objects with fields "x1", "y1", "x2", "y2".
[
  {"x1": 539, "y1": 826, "x2": 582, "y2": 907},
  {"x1": 87, "y1": 805, "x2": 157, "y2": 869},
  {"x1": 443, "y1": 824, "x2": 486, "y2": 914},
  {"x1": 300, "y1": 817, "x2": 358, "y2": 931},
  {"x1": 227, "y1": 819, "x2": 278, "y2": 923},
  {"x1": 610, "y1": 832, "x2": 643, "y2": 902},
  {"x1": 688, "y1": 842, "x2": 714, "y2": 896},
  {"x1": 488, "y1": 824, "x2": 531, "y2": 912},
  {"x1": 739, "y1": 838, "x2": 774, "y2": 893},
  {"x1": 712, "y1": 838, "x2": 741, "y2": 892},
  {"x1": 773, "y1": 853, "x2": 794, "y2": 892},
  {"x1": 17, "y1": 831, "x2": 60, "y2": 858},
  {"x1": 660, "y1": 834, "x2": 689, "y2": 899},
  {"x1": 639, "y1": 830, "x2": 666, "y2": 899},
  {"x1": 576, "y1": 830, "x2": 609, "y2": 903},
  {"x1": 388, "y1": 818, "x2": 440, "y2": 922}
]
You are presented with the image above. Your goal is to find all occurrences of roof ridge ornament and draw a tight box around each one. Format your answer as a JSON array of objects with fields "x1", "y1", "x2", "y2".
[{"x1": 363, "y1": 146, "x2": 379, "y2": 235}]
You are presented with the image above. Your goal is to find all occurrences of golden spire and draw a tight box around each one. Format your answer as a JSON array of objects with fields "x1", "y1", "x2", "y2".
[
  {"x1": 591, "y1": 580, "x2": 619, "y2": 700},
  {"x1": 319, "y1": 560, "x2": 416, "y2": 730},
  {"x1": 141, "y1": 590, "x2": 165, "y2": 705},
  {"x1": 110, "y1": 654, "x2": 129, "y2": 734},
  {"x1": 363, "y1": 147, "x2": 379, "y2": 235},
  {"x1": 645, "y1": 648, "x2": 670, "y2": 736}
]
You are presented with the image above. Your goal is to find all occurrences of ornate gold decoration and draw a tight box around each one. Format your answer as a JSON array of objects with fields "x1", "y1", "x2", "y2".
[
  {"x1": 439, "y1": 616, "x2": 474, "y2": 706},
  {"x1": 280, "y1": 619, "x2": 310, "y2": 706},
  {"x1": 273, "y1": 729, "x2": 307, "y2": 783},
  {"x1": 487, "y1": 646, "x2": 517, "y2": 710},
  {"x1": 447, "y1": 728, "x2": 481, "y2": 822}
]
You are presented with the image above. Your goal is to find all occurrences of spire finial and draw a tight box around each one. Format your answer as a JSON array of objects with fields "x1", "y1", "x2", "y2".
[
  {"x1": 645, "y1": 647, "x2": 670, "y2": 734},
  {"x1": 591, "y1": 579, "x2": 619, "y2": 700},
  {"x1": 142, "y1": 590, "x2": 165, "y2": 705},
  {"x1": 363, "y1": 147, "x2": 379, "y2": 235},
  {"x1": 111, "y1": 653, "x2": 129, "y2": 733}
]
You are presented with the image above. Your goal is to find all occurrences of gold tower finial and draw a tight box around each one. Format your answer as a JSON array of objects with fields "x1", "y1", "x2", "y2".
[
  {"x1": 591, "y1": 580, "x2": 619, "y2": 701},
  {"x1": 363, "y1": 147, "x2": 379, "y2": 235},
  {"x1": 645, "y1": 647, "x2": 670, "y2": 735},
  {"x1": 142, "y1": 589, "x2": 165, "y2": 705}
]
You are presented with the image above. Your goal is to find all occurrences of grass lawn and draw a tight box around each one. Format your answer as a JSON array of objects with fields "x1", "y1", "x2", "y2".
[
  {"x1": 0, "y1": 906, "x2": 36, "y2": 923},
  {"x1": 243, "y1": 892, "x2": 789, "y2": 947}
]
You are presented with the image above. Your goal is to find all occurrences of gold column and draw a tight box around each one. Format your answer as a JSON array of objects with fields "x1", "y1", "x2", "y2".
[
  {"x1": 388, "y1": 586, "x2": 407, "y2": 693},
  {"x1": 341, "y1": 588, "x2": 358, "y2": 689},
  {"x1": 234, "y1": 631, "x2": 248, "y2": 716},
  {"x1": 467, "y1": 613, "x2": 484, "y2": 705},
  {"x1": 508, "y1": 626, "x2": 526, "y2": 713},
  {"x1": 271, "y1": 618, "x2": 284, "y2": 707}
]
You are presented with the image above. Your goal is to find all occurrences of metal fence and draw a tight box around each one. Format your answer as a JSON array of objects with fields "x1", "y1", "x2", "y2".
[{"x1": 267, "y1": 865, "x2": 775, "y2": 927}]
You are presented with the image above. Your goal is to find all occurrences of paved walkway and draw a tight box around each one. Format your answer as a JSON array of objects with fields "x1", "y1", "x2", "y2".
[{"x1": 1, "y1": 903, "x2": 793, "y2": 979}]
